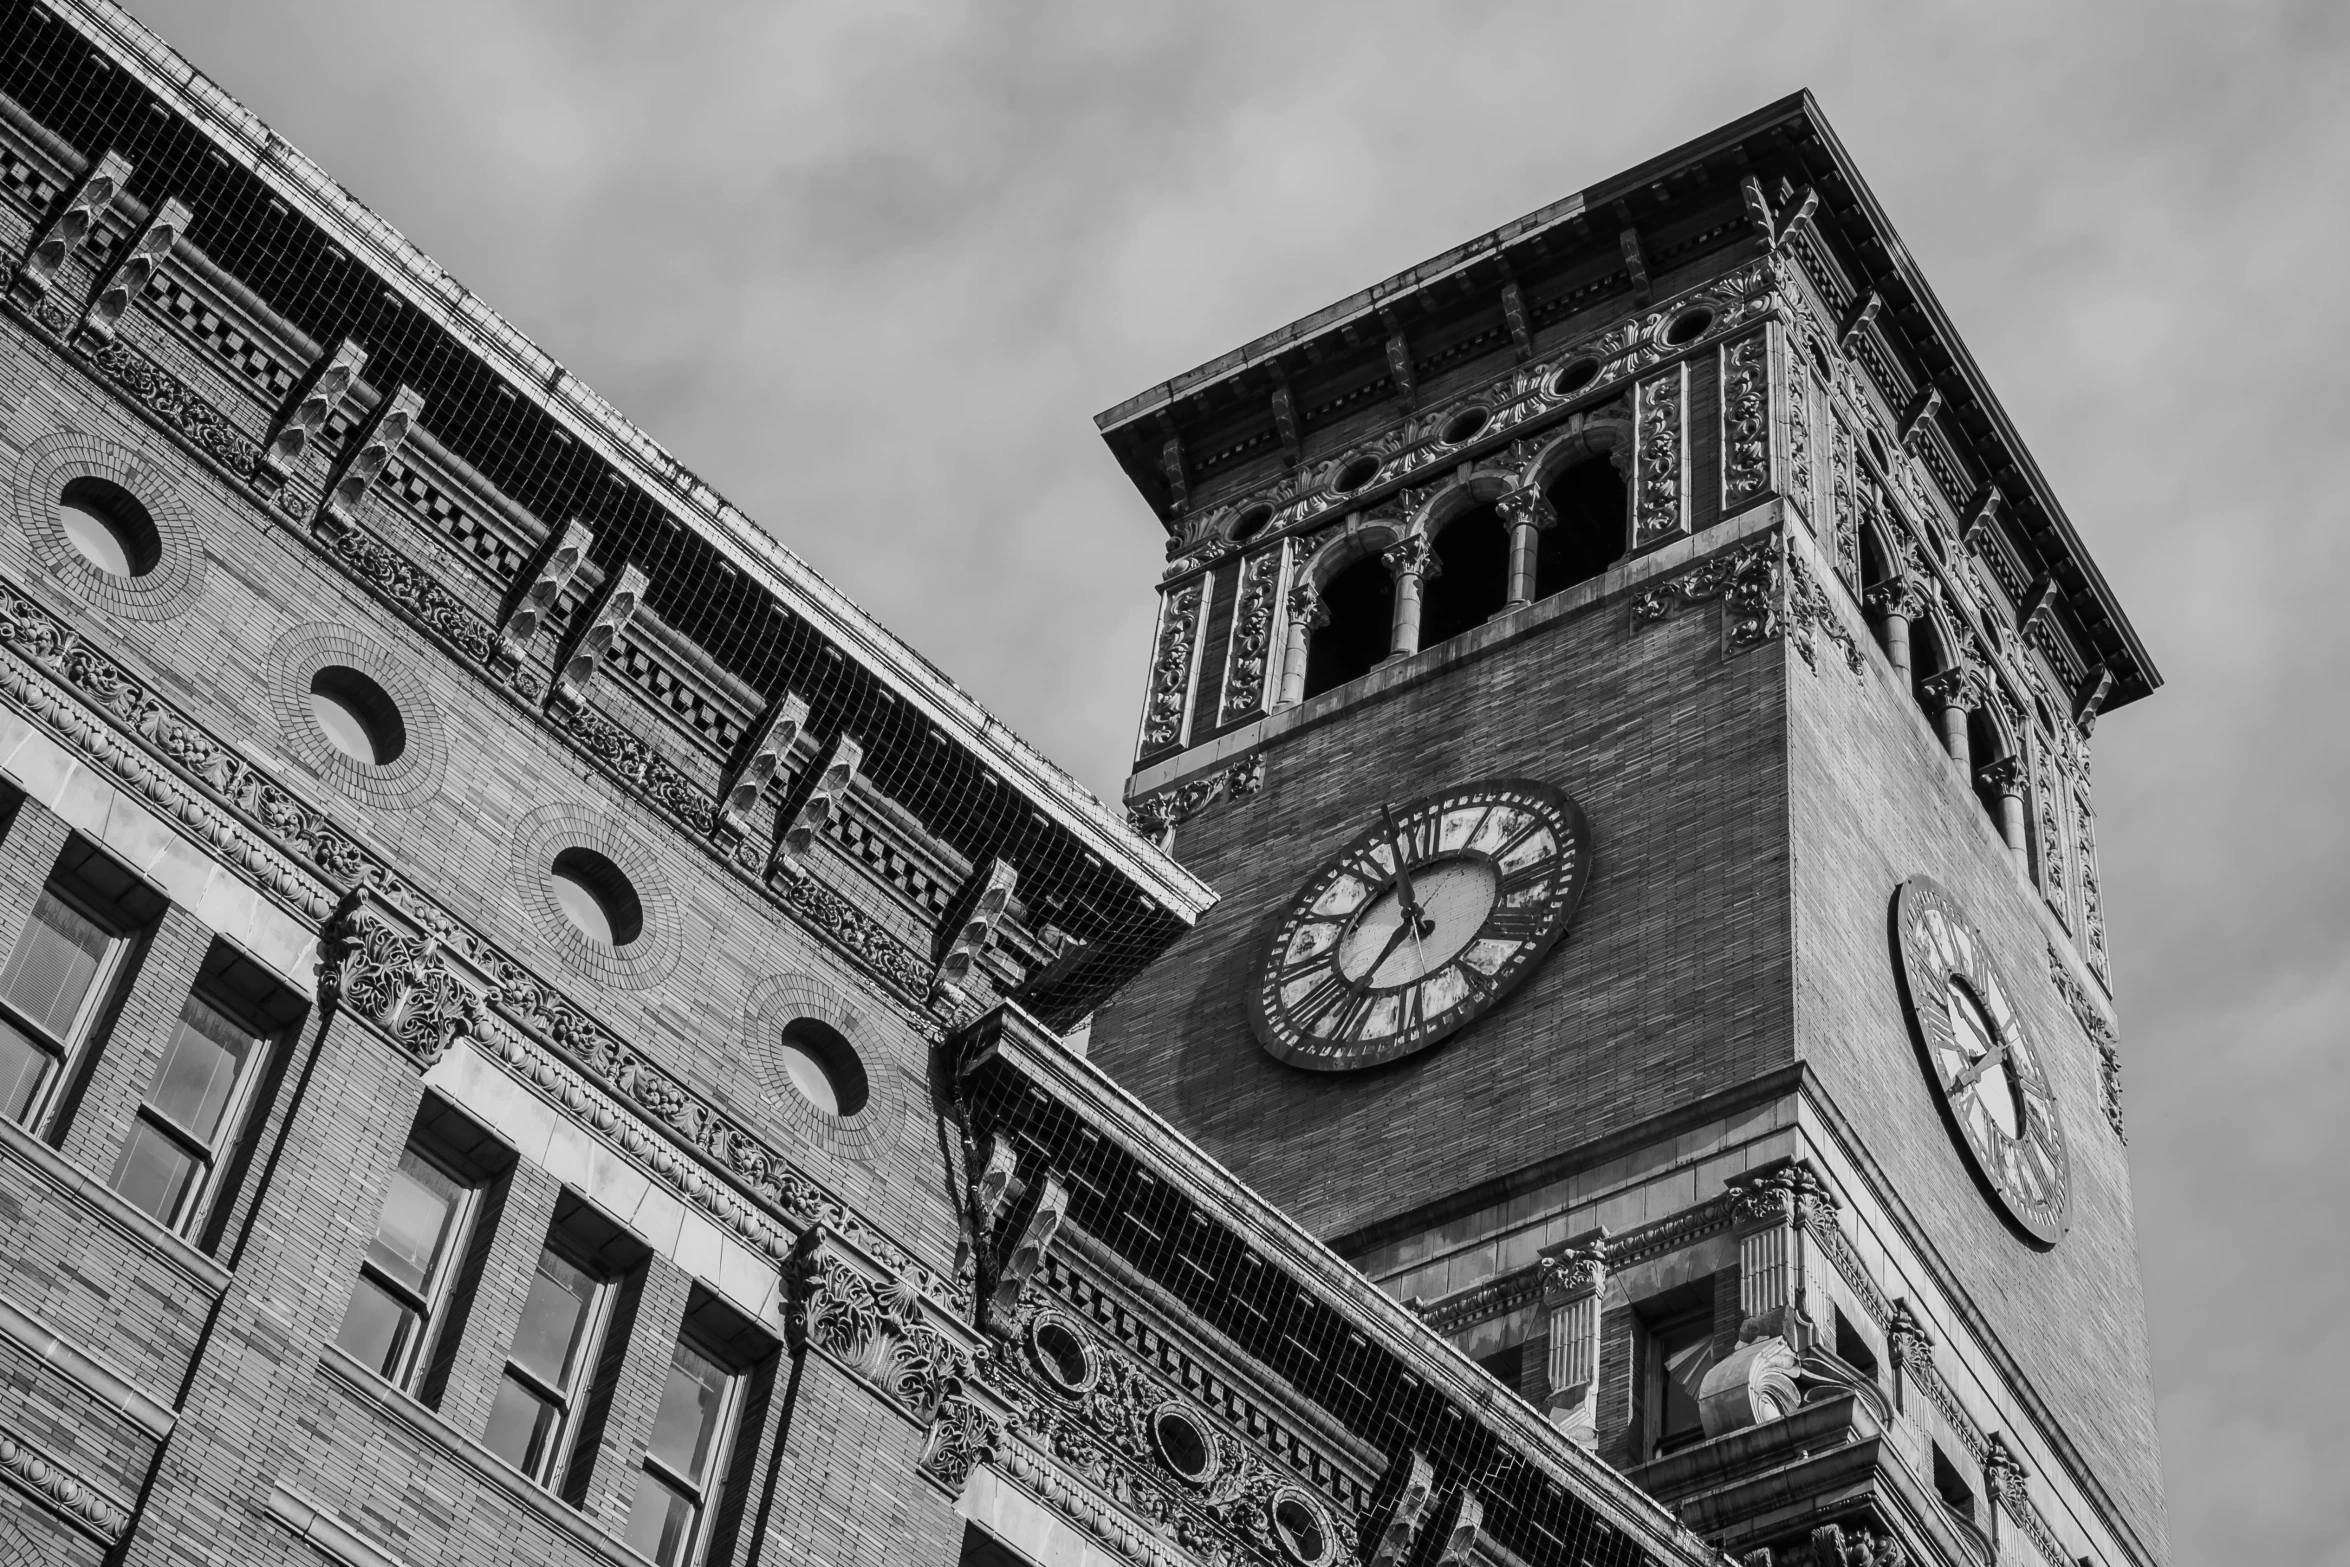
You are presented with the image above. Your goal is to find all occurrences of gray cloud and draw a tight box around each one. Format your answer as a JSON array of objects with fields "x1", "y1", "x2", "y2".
[{"x1": 125, "y1": 0, "x2": 2350, "y2": 1558}]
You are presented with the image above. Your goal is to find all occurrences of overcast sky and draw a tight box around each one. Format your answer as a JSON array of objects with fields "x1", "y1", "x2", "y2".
[{"x1": 120, "y1": 1, "x2": 2348, "y2": 1560}]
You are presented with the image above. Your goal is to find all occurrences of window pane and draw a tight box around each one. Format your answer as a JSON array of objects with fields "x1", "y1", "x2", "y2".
[
  {"x1": 484, "y1": 1371, "x2": 561, "y2": 1477},
  {"x1": 335, "y1": 1273, "x2": 418, "y2": 1379},
  {"x1": 508, "y1": 1248, "x2": 598, "y2": 1389},
  {"x1": 109, "y1": 1116, "x2": 199, "y2": 1226},
  {"x1": 0, "y1": 1014, "x2": 51, "y2": 1122},
  {"x1": 366, "y1": 1150, "x2": 463, "y2": 1294},
  {"x1": 145, "y1": 995, "x2": 254, "y2": 1141},
  {"x1": 646, "y1": 1339, "x2": 729, "y2": 1482},
  {"x1": 1658, "y1": 1318, "x2": 1715, "y2": 1443},
  {"x1": 623, "y1": 1470, "x2": 699, "y2": 1566},
  {"x1": 0, "y1": 890, "x2": 109, "y2": 1041}
]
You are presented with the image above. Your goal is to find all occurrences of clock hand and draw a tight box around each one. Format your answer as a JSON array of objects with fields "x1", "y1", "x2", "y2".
[
  {"x1": 1381, "y1": 804, "x2": 1435, "y2": 937},
  {"x1": 1949, "y1": 1040, "x2": 2010, "y2": 1093},
  {"x1": 1354, "y1": 914, "x2": 1419, "y2": 992}
]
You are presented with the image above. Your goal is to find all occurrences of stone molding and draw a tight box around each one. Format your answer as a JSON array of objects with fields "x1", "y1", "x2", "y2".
[
  {"x1": 1127, "y1": 753, "x2": 1264, "y2": 842},
  {"x1": 0, "y1": 1290, "x2": 175, "y2": 1440},
  {"x1": 0, "y1": 1422, "x2": 129, "y2": 1544},
  {"x1": 1630, "y1": 533, "x2": 1783, "y2": 650}
]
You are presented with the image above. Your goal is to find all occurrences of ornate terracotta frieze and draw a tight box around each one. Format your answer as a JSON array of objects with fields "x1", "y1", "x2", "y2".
[{"x1": 0, "y1": 1424, "x2": 129, "y2": 1544}]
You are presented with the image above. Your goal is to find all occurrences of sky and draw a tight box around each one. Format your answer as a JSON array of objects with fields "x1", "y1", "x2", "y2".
[{"x1": 118, "y1": 1, "x2": 2349, "y2": 1560}]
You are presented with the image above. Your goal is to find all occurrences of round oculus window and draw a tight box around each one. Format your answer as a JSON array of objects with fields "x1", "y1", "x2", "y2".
[
  {"x1": 308, "y1": 666, "x2": 407, "y2": 766},
  {"x1": 1550, "y1": 358, "x2": 1601, "y2": 397},
  {"x1": 776, "y1": 1017, "x2": 869, "y2": 1117},
  {"x1": 1332, "y1": 456, "x2": 1380, "y2": 494},
  {"x1": 1151, "y1": 1404, "x2": 1217, "y2": 1485},
  {"x1": 56, "y1": 476, "x2": 161, "y2": 578},
  {"x1": 1030, "y1": 1318, "x2": 1095, "y2": 1393},
  {"x1": 1440, "y1": 407, "x2": 1490, "y2": 444},
  {"x1": 1665, "y1": 306, "x2": 1714, "y2": 346},
  {"x1": 1271, "y1": 1493, "x2": 1332, "y2": 1566},
  {"x1": 1232, "y1": 505, "x2": 1274, "y2": 544},
  {"x1": 550, "y1": 846, "x2": 644, "y2": 948}
]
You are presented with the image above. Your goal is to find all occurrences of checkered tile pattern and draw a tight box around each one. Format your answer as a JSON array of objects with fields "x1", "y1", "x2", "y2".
[
  {"x1": 613, "y1": 638, "x2": 741, "y2": 750},
  {"x1": 146, "y1": 274, "x2": 295, "y2": 400},
  {"x1": 386, "y1": 459, "x2": 525, "y2": 580},
  {"x1": 0, "y1": 150, "x2": 55, "y2": 213},
  {"x1": 828, "y1": 808, "x2": 952, "y2": 918}
]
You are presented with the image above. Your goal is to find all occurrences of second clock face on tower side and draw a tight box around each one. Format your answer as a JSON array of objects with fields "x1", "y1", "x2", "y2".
[
  {"x1": 1248, "y1": 779, "x2": 1592, "y2": 1072},
  {"x1": 1893, "y1": 877, "x2": 2072, "y2": 1245}
]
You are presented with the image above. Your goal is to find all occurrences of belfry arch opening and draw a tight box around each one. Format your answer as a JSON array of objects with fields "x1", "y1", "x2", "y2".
[
  {"x1": 1536, "y1": 452, "x2": 1628, "y2": 600},
  {"x1": 1417, "y1": 504, "x2": 1510, "y2": 651},
  {"x1": 1303, "y1": 552, "x2": 1394, "y2": 700}
]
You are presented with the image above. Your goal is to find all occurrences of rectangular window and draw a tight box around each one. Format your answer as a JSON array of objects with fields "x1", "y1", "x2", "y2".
[
  {"x1": 482, "y1": 1203, "x2": 631, "y2": 1492},
  {"x1": 0, "y1": 839, "x2": 163, "y2": 1129},
  {"x1": 108, "y1": 991, "x2": 268, "y2": 1232},
  {"x1": 624, "y1": 1290, "x2": 766, "y2": 1567},
  {"x1": 1636, "y1": 1282, "x2": 1721, "y2": 1462},
  {"x1": 336, "y1": 1144, "x2": 478, "y2": 1387}
]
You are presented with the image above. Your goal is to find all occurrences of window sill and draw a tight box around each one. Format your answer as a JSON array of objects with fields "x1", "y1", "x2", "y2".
[
  {"x1": 0, "y1": 1108, "x2": 231, "y2": 1298},
  {"x1": 313, "y1": 1345, "x2": 655, "y2": 1567}
]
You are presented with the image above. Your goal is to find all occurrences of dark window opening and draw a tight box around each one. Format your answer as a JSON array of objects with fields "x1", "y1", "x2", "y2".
[
  {"x1": 1537, "y1": 454, "x2": 1628, "y2": 600},
  {"x1": 1474, "y1": 1340, "x2": 1525, "y2": 1398},
  {"x1": 0, "y1": 836, "x2": 163, "y2": 1135},
  {"x1": 1303, "y1": 554, "x2": 1394, "y2": 700},
  {"x1": 1833, "y1": 1306, "x2": 1879, "y2": 1380},
  {"x1": 1968, "y1": 711, "x2": 2008, "y2": 827},
  {"x1": 1417, "y1": 507, "x2": 1510, "y2": 651},
  {"x1": 1934, "y1": 1442, "x2": 1977, "y2": 1521},
  {"x1": 776, "y1": 1017, "x2": 868, "y2": 1117},
  {"x1": 1639, "y1": 1282, "x2": 1720, "y2": 1461},
  {"x1": 309, "y1": 666, "x2": 407, "y2": 765},
  {"x1": 1858, "y1": 526, "x2": 1894, "y2": 599},
  {"x1": 56, "y1": 475, "x2": 161, "y2": 578},
  {"x1": 550, "y1": 847, "x2": 644, "y2": 948}
]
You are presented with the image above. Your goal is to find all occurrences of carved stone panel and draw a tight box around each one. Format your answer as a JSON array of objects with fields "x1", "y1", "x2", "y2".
[{"x1": 1631, "y1": 361, "x2": 1688, "y2": 550}]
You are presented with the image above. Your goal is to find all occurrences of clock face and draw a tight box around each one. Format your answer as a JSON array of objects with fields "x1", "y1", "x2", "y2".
[
  {"x1": 1248, "y1": 779, "x2": 1592, "y2": 1071},
  {"x1": 1893, "y1": 878, "x2": 2071, "y2": 1245}
]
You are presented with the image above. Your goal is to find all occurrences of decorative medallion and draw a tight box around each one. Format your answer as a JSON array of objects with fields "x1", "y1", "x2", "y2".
[
  {"x1": 1892, "y1": 877, "x2": 2071, "y2": 1244},
  {"x1": 1248, "y1": 779, "x2": 1592, "y2": 1071}
]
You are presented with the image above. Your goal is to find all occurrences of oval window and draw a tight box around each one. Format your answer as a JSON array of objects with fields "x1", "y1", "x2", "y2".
[
  {"x1": 1232, "y1": 505, "x2": 1274, "y2": 544},
  {"x1": 1665, "y1": 307, "x2": 1714, "y2": 346},
  {"x1": 309, "y1": 666, "x2": 407, "y2": 765},
  {"x1": 550, "y1": 846, "x2": 644, "y2": 948},
  {"x1": 777, "y1": 1017, "x2": 869, "y2": 1117},
  {"x1": 1550, "y1": 358, "x2": 1600, "y2": 398},
  {"x1": 1032, "y1": 1320, "x2": 1094, "y2": 1392},
  {"x1": 1152, "y1": 1406, "x2": 1216, "y2": 1484},
  {"x1": 56, "y1": 476, "x2": 160, "y2": 578},
  {"x1": 1332, "y1": 456, "x2": 1380, "y2": 494},
  {"x1": 1440, "y1": 407, "x2": 1489, "y2": 444},
  {"x1": 1272, "y1": 1495, "x2": 1331, "y2": 1565}
]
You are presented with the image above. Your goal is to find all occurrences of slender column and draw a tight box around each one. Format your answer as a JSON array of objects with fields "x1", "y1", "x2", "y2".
[
  {"x1": 1537, "y1": 1229, "x2": 1609, "y2": 1450},
  {"x1": 1978, "y1": 756, "x2": 2029, "y2": 870},
  {"x1": 1919, "y1": 665, "x2": 1982, "y2": 766},
  {"x1": 1382, "y1": 536, "x2": 1440, "y2": 662},
  {"x1": 1864, "y1": 573, "x2": 1928, "y2": 682},
  {"x1": 1495, "y1": 487, "x2": 1558, "y2": 611},
  {"x1": 1276, "y1": 580, "x2": 1328, "y2": 709}
]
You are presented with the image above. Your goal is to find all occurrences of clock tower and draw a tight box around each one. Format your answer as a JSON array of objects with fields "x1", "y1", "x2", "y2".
[{"x1": 1086, "y1": 95, "x2": 2169, "y2": 1567}]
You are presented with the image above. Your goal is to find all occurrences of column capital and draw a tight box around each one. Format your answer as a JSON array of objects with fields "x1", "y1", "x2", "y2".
[
  {"x1": 1886, "y1": 1296, "x2": 1936, "y2": 1372},
  {"x1": 1494, "y1": 486, "x2": 1558, "y2": 532},
  {"x1": 1976, "y1": 754, "x2": 2027, "y2": 798},
  {"x1": 1381, "y1": 534, "x2": 1441, "y2": 582},
  {"x1": 1864, "y1": 570, "x2": 1930, "y2": 622},
  {"x1": 1286, "y1": 578, "x2": 1331, "y2": 629},
  {"x1": 1537, "y1": 1228, "x2": 1611, "y2": 1304},
  {"x1": 1920, "y1": 662, "x2": 1987, "y2": 712},
  {"x1": 1726, "y1": 1157, "x2": 1835, "y2": 1233}
]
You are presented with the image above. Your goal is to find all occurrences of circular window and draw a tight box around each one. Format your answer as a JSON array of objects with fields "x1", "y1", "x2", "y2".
[
  {"x1": 1031, "y1": 1318, "x2": 1095, "y2": 1393},
  {"x1": 776, "y1": 1017, "x2": 869, "y2": 1117},
  {"x1": 1151, "y1": 1404, "x2": 1217, "y2": 1485},
  {"x1": 1332, "y1": 456, "x2": 1380, "y2": 494},
  {"x1": 1232, "y1": 505, "x2": 1274, "y2": 544},
  {"x1": 1866, "y1": 429, "x2": 1890, "y2": 470},
  {"x1": 550, "y1": 847, "x2": 644, "y2": 948},
  {"x1": 55, "y1": 477, "x2": 160, "y2": 578},
  {"x1": 1665, "y1": 307, "x2": 1714, "y2": 346},
  {"x1": 308, "y1": 666, "x2": 407, "y2": 765},
  {"x1": 1440, "y1": 407, "x2": 1490, "y2": 444},
  {"x1": 1271, "y1": 1493, "x2": 1332, "y2": 1566},
  {"x1": 1550, "y1": 357, "x2": 1600, "y2": 398}
]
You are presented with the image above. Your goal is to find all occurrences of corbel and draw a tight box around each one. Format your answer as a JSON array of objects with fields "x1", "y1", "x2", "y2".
[
  {"x1": 1838, "y1": 289, "x2": 1882, "y2": 354},
  {"x1": 2072, "y1": 663, "x2": 2113, "y2": 729},
  {"x1": 1432, "y1": 1490, "x2": 1483, "y2": 1567},
  {"x1": 1157, "y1": 411, "x2": 1189, "y2": 514},
  {"x1": 1269, "y1": 374, "x2": 1302, "y2": 467},
  {"x1": 1774, "y1": 185, "x2": 1819, "y2": 246},
  {"x1": 935, "y1": 857, "x2": 1018, "y2": 1001},
  {"x1": 769, "y1": 732, "x2": 862, "y2": 877},
  {"x1": 9, "y1": 149, "x2": 131, "y2": 308},
  {"x1": 317, "y1": 384, "x2": 424, "y2": 532},
  {"x1": 716, "y1": 690, "x2": 809, "y2": 839},
  {"x1": 1499, "y1": 269, "x2": 1534, "y2": 360},
  {"x1": 1739, "y1": 174, "x2": 1774, "y2": 241},
  {"x1": 972, "y1": 1134, "x2": 1018, "y2": 1229},
  {"x1": 1381, "y1": 310, "x2": 1417, "y2": 405},
  {"x1": 2015, "y1": 573, "x2": 2061, "y2": 638},
  {"x1": 1897, "y1": 384, "x2": 1943, "y2": 449},
  {"x1": 77, "y1": 196, "x2": 190, "y2": 343},
  {"x1": 548, "y1": 561, "x2": 647, "y2": 710},
  {"x1": 1366, "y1": 1450, "x2": 1437, "y2": 1567},
  {"x1": 1960, "y1": 486, "x2": 2003, "y2": 551},
  {"x1": 987, "y1": 1170, "x2": 1067, "y2": 1321},
  {"x1": 1618, "y1": 223, "x2": 1651, "y2": 305},
  {"x1": 493, "y1": 518, "x2": 595, "y2": 668},
  {"x1": 256, "y1": 338, "x2": 368, "y2": 485}
]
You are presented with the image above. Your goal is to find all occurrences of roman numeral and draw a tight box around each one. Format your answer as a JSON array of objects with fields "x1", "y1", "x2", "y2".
[
  {"x1": 1496, "y1": 861, "x2": 1552, "y2": 901},
  {"x1": 1288, "y1": 973, "x2": 1354, "y2": 1031},
  {"x1": 1484, "y1": 907, "x2": 1546, "y2": 943}
]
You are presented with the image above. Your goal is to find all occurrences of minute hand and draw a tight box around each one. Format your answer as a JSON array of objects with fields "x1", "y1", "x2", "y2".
[
  {"x1": 1353, "y1": 916, "x2": 1419, "y2": 993},
  {"x1": 1949, "y1": 1041, "x2": 2010, "y2": 1093},
  {"x1": 1382, "y1": 804, "x2": 1424, "y2": 919}
]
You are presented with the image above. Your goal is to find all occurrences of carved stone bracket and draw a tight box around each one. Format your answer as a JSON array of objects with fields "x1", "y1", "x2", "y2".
[
  {"x1": 78, "y1": 195, "x2": 191, "y2": 344},
  {"x1": 550, "y1": 562, "x2": 647, "y2": 710},
  {"x1": 494, "y1": 517, "x2": 594, "y2": 668},
  {"x1": 9, "y1": 149, "x2": 130, "y2": 308},
  {"x1": 258, "y1": 337, "x2": 367, "y2": 485},
  {"x1": 1631, "y1": 536, "x2": 1783, "y2": 650},
  {"x1": 1126, "y1": 754, "x2": 1265, "y2": 845},
  {"x1": 717, "y1": 691, "x2": 808, "y2": 838},
  {"x1": 317, "y1": 384, "x2": 423, "y2": 533},
  {"x1": 1366, "y1": 1450, "x2": 1436, "y2": 1567},
  {"x1": 937, "y1": 858, "x2": 1019, "y2": 1002}
]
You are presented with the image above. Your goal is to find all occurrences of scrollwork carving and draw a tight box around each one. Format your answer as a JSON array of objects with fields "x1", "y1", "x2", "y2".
[
  {"x1": 1632, "y1": 366, "x2": 1686, "y2": 548},
  {"x1": 1141, "y1": 587, "x2": 1202, "y2": 754},
  {"x1": 1221, "y1": 551, "x2": 1284, "y2": 723},
  {"x1": 1721, "y1": 331, "x2": 1772, "y2": 509},
  {"x1": 1786, "y1": 547, "x2": 1863, "y2": 676}
]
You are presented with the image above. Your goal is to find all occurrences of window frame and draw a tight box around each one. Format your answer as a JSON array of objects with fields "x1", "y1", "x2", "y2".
[
  {"x1": 1639, "y1": 1302, "x2": 1718, "y2": 1461},
  {"x1": 108, "y1": 985, "x2": 280, "y2": 1235},
  {"x1": 626, "y1": 1329, "x2": 748, "y2": 1567},
  {"x1": 0, "y1": 876, "x2": 137, "y2": 1131},
  {"x1": 343, "y1": 1140, "x2": 484, "y2": 1392},
  {"x1": 490, "y1": 1237, "x2": 620, "y2": 1491}
]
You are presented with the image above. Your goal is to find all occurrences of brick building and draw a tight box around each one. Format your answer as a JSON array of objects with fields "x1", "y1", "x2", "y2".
[{"x1": 0, "y1": 6, "x2": 2165, "y2": 1567}]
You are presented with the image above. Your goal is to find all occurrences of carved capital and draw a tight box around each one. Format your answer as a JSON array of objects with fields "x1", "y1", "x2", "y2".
[
  {"x1": 1864, "y1": 571, "x2": 1929, "y2": 623},
  {"x1": 1975, "y1": 754, "x2": 2026, "y2": 799},
  {"x1": 1982, "y1": 1431, "x2": 2029, "y2": 1505},
  {"x1": 1494, "y1": 485, "x2": 1558, "y2": 533},
  {"x1": 1886, "y1": 1298, "x2": 1935, "y2": 1373},
  {"x1": 1919, "y1": 662, "x2": 1986, "y2": 713},
  {"x1": 1381, "y1": 535, "x2": 1440, "y2": 582},
  {"x1": 1727, "y1": 1159, "x2": 1831, "y2": 1231},
  {"x1": 1539, "y1": 1231, "x2": 1611, "y2": 1302},
  {"x1": 1286, "y1": 578, "x2": 1331, "y2": 629}
]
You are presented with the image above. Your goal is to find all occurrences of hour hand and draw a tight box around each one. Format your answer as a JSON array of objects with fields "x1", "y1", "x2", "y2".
[
  {"x1": 1949, "y1": 1042, "x2": 2009, "y2": 1093},
  {"x1": 1355, "y1": 916, "x2": 1417, "y2": 992}
]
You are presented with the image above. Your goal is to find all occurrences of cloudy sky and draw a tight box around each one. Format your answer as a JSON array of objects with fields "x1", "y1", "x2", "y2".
[{"x1": 123, "y1": 0, "x2": 2347, "y2": 1560}]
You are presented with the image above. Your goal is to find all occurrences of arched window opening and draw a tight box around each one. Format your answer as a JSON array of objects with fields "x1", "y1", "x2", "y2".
[
  {"x1": 1536, "y1": 454, "x2": 1627, "y2": 600},
  {"x1": 1858, "y1": 526, "x2": 1894, "y2": 600},
  {"x1": 1911, "y1": 620, "x2": 1952, "y2": 736},
  {"x1": 1967, "y1": 711, "x2": 2003, "y2": 809},
  {"x1": 1417, "y1": 505, "x2": 1509, "y2": 651},
  {"x1": 1303, "y1": 553, "x2": 1394, "y2": 700}
]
